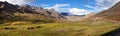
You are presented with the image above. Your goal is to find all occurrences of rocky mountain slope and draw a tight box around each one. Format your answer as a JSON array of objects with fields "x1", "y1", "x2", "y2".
[
  {"x1": 0, "y1": 1, "x2": 66, "y2": 23},
  {"x1": 96, "y1": 1, "x2": 120, "y2": 21}
]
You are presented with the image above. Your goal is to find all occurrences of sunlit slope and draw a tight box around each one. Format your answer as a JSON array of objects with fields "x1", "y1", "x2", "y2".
[{"x1": 96, "y1": 2, "x2": 120, "y2": 21}]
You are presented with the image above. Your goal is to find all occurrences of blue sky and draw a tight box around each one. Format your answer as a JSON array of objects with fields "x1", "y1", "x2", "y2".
[
  {"x1": 0, "y1": 0, "x2": 120, "y2": 15},
  {"x1": 28, "y1": 0, "x2": 120, "y2": 15},
  {"x1": 29, "y1": 0, "x2": 96, "y2": 15},
  {"x1": 30, "y1": 0, "x2": 96, "y2": 10}
]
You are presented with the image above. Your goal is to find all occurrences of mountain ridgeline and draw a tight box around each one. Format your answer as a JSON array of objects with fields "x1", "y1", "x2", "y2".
[
  {"x1": 96, "y1": 1, "x2": 120, "y2": 21},
  {"x1": 0, "y1": 1, "x2": 66, "y2": 24}
]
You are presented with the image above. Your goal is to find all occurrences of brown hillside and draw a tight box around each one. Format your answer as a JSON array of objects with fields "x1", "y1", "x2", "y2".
[{"x1": 96, "y1": 1, "x2": 120, "y2": 21}]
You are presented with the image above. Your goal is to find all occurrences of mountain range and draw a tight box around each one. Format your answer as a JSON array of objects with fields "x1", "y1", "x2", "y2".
[{"x1": 0, "y1": 1, "x2": 66, "y2": 24}]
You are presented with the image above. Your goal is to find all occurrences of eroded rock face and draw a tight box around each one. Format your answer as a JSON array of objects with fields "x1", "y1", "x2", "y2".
[
  {"x1": 19, "y1": 5, "x2": 66, "y2": 20},
  {"x1": 0, "y1": 3, "x2": 4, "y2": 8},
  {"x1": 0, "y1": 2, "x2": 5, "y2": 12}
]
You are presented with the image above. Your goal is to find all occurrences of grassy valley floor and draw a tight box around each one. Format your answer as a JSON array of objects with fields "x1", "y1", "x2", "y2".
[{"x1": 0, "y1": 21, "x2": 119, "y2": 36}]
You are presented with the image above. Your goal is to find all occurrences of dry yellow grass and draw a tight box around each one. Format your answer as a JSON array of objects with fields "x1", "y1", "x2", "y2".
[{"x1": 10, "y1": 21, "x2": 31, "y2": 25}]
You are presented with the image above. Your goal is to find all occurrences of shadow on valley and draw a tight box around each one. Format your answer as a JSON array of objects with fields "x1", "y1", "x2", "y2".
[{"x1": 101, "y1": 28, "x2": 120, "y2": 36}]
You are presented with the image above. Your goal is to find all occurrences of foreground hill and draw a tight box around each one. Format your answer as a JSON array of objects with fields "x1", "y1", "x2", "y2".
[
  {"x1": 0, "y1": 1, "x2": 66, "y2": 24},
  {"x1": 96, "y1": 2, "x2": 120, "y2": 21}
]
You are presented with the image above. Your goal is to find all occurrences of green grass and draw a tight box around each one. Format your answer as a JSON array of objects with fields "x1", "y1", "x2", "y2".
[{"x1": 0, "y1": 21, "x2": 119, "y2": 36}]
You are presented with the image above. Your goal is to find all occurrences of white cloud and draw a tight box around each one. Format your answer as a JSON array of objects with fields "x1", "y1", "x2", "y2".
[
  {"x1": 0, "y1": 0, "x2": 33, "y2": 5},
  {"x1": 69, "y1": 8, "x2": 90, "y2": 15},
  {"x1": 45, "y1": 4, "x2": 70, "y2": 9},
  {"x1": 45, "y1": 4, "x2": 92, "y2": 15},
  {"x1": 84, "y1": 0, "x2": 120, "y2": 13},
  {"x1": 45, "y1": 4, "x2": 70, "y2": 13},
  {"x1": 98, "y1": 0, "x2": 120, "y2": 9},
  {"x1": 96, "y1": 0, "x2": 120, "y2": 7},
  {"x1": 95, "y1": 0, "x2": 120, "y2": 10},
  {"x1": 40, "y1": 4, "x2": 49, "y2": 7},
  {"x1": 54, "y1": 4, "x2": 70, "y2": 8},
  {"x1": 84, "y1": 5, "x2": 94, "y2": 9}
]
